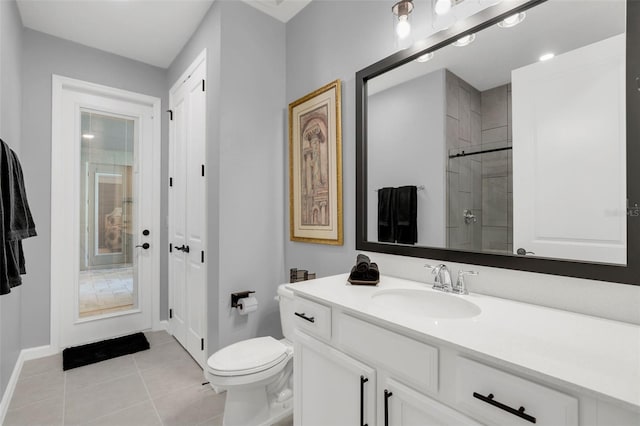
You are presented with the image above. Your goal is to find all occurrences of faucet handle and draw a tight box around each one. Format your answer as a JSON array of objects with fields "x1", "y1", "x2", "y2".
[{"x1": 453, "y1": 270, "x2": 478, "y2": 295}]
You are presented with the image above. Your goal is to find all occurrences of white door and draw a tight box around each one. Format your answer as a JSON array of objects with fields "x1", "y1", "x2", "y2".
[
  {"x1": 512, "y1": 34, "x2": 626, "y2": 264},
  {"x1": 294, "y1": 331, "x2": 377, "y2": 426},
  {"x1": 168, "y1": 50, "x2": 207, "y2": 367},
  {"x1": 384, "y1": 378, "x2": 479, "y2": 426},
  {"x1": 51, "y1": 76, "x2": 161, "y2": 348}
]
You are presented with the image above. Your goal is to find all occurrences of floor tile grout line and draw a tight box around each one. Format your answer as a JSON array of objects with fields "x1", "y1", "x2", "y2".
[{"x1": 133, "y1": 352, "x2": 165, "y2": 425}]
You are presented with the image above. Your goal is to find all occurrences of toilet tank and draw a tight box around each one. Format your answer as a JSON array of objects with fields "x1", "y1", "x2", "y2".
[{"x1": 277, "y1": 284, "x2": 295, "y2": 342}]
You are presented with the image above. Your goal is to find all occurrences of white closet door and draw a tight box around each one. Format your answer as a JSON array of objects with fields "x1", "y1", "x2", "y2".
[
  {"x1": 512, "y1": 35, "x2": 626, "y2": 264},
  {"x1": 168, "y1": 51, "x2": 207, "y2": 367}
]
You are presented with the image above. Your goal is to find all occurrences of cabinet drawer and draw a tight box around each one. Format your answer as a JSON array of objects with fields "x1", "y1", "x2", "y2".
[
  {"x1": 337, "y1": 313, "x2": 438, "y2": 394},
  {"x1": 293, "y1": 297, "x2": 331, "y2": 341},
  {"x1": 456, "y1": 357, "x2": 578, "y2": 426}
]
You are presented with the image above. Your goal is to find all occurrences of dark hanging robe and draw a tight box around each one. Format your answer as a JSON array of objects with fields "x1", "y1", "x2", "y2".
[{"x1": 1, "y1": 139, "x2": 37, "y2": 295}]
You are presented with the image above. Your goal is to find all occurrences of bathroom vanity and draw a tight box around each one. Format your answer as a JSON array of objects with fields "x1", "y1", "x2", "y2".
[{"x1": 290, "y1": 274, "x2": 640, "y2": 426}]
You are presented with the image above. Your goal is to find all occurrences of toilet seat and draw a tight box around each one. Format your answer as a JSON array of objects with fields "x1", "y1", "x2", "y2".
[{"x1": 208, "y1": 336, "x2": 290, "y2": 377}]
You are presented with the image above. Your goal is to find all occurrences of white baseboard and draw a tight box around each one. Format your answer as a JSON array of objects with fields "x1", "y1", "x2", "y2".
[{"x1": 0, "y1": 344, "x2": 57, "y2": 424}]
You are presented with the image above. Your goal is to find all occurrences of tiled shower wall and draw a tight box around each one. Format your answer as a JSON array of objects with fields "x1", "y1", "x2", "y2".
[
  {"x1": 445, "y1": 70, "x2": 513, "y2": 253},
  {"x1": 480, "y1": 84, "x2": 513, "y2": 253},
  {"x1": 445, "y1": 71, "x2": 482, "y2": 251}
]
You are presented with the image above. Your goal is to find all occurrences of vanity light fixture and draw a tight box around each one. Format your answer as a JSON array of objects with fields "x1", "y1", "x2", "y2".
[
  {"x1": 392, "y1": 0, "x2": 414, "y2": 47},
  {"x1": 498, "y1": 12, "x2": 526, "y2": 28},
  {"x1": 416, "y1": 52, "x2": 435, "y2": 62},
  {"x1": 452, "y1": 33, "x2": 476, "y2": 47},
  {"x1": 539, "y1": 52, "x2": 555, "y2": 61}
]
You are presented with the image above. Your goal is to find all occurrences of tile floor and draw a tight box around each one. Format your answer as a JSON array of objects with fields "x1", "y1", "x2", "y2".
[
  {"x1": 78, "y1": 267, "x2": 134, "y2": 317},
  {"x1": 4, "y1": 331, "x2": 294, "y2": 426}
]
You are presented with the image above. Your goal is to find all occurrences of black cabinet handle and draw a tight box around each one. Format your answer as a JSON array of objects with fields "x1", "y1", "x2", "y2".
[
  {"x1": 175, "y1": 244, "x2": 190, "y2": 253},
  {"x1": 360, "y1": 376, "x2": 368, "y2": 426},
  {"x1": 473, "y1": 392, "x2": 536, "y2": 424},
  {"x1": 384, "y1": 389, "x2": 393, "y2": 426},
  {"x1": 294, "y1": 312, "x2": 315, "y2": 323}
]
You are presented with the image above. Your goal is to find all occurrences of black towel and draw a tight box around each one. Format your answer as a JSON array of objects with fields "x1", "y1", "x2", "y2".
[
  {"x1": 355, "y1": 254, "x2": 371, "y2": 273},
  {"x1": 1, "y1": 139, "x2": 37, "y2": 295},
  {"x1": 395, "y1": 186, "x2": 417, "y2": 245},
  {"x1": 348, "y1": 262, "x2": 380, "y2": 282},
  {"x1": 378, "y1": 187, "x2": 395, "y2": 243}
]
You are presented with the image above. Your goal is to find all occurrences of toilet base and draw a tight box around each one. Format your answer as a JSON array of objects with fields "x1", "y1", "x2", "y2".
[{"x1": 220, "y1": 384, "x2": 293, "y2": 426}]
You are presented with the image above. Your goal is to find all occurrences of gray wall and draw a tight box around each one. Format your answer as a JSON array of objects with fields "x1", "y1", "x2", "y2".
[
  {"x1": 20, "y1": 29, "x2": 169, "y2": 349},
  {"x1": 285, "y1": 1, "x2": 640, "y2": 324},
  {"x1": 0, "y1": 0, "x2": 24, "y2": 398},
  {"x1": 285, "y1": 1, "x2": 400, "y2": 277},
  {"x1": 367, "y1": 70, "x2": 446, "y2": 247},
  {"x1": 168, "y1": 0, "x2": 286, "y2": 352}
]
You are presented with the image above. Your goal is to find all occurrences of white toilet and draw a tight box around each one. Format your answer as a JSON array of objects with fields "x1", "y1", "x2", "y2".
[{"x1": 205, "y1": 285, "x2": 295, "y2": 426}]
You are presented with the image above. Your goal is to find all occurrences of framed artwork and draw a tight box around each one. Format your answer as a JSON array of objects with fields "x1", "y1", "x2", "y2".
[{"x1": 289, "y1": 79, "x2": 343, "y2": 245}]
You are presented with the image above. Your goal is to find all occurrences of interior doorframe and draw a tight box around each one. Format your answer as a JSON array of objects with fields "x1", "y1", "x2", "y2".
[{"x1": 50, "y1": 75, "x2": 162, "y2": 351}]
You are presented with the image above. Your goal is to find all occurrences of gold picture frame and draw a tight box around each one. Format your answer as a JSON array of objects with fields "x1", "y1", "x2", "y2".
[{"x1": 289, "y1": 80, "x2": 343, "y2": 245}]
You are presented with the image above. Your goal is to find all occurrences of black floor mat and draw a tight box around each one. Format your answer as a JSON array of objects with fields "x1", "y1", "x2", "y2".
[{"x1": 62, "y1": 332, "x2": 150, "y2": 371}]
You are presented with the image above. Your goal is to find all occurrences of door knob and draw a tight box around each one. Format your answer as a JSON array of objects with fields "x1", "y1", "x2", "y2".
[
  {"x1": 175, "y1": 244, "x2": 190, "y2": 253},
  {"x1": 142, "y1": 229, "x2": 150, "y2": 236},
  {"x1": 136, "y1": 243, "x2": 150, "y2": 249},
  {"x1": 516, "y1": 248, "x2": 535, "y2": 256}
]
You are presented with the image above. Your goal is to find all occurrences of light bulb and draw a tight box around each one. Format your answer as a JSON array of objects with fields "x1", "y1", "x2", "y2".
[
  {"x1": 539, "y1": 53, "x2": 555, "y2": 62},
  {"x1": 82, "y1": 134, "x2": 95, "y2": 140},
  {"x1": 396, "y1": 15, "x2": 411, "y2": 39},
  {"x1": 434, "y1": 0, "x2": 451, "y2": 15}
]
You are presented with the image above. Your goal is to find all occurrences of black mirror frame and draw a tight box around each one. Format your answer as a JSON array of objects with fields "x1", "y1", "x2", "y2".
[{"x1": 356, "y1": 0, "x2": 640, "y2": 286}]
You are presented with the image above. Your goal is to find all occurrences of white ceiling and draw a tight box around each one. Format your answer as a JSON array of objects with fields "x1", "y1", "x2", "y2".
[{"x1": 16, "y1": 0, "x2": 310, "y2": 69}]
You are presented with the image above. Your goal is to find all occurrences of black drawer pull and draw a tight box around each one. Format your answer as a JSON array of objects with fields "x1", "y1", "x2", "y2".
[
  {"x1": 360, "y1": 376, "x2": 368, "y2": 426},
  {"x1": 294, "y1": 312, "x2": 315, "y2": 323},
  {"x1": 384, "y1": 389, "x2": 393, "y2": 426},
  {"x1": 473, "y1": 392, "x2": 536, "y2": 424}
]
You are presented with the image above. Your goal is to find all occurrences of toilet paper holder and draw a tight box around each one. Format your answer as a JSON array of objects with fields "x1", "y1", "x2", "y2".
[{"x1": 231, "y1": 291, "x2": 256, "y2": 308}]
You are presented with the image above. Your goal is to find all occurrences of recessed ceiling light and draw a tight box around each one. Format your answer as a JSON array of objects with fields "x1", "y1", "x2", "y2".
[
  {"x1": 415, "y1": 52, "x2": 435, "y2": 63},
  {"x1": 82, "y1": 134, "x2": 95, "y2": 140},
  {"x1": 434, "y1": 0, "x2": 452, "y2": 15},
  {"x1": 539, "y1": 53, "x2": 555, "y2": 62},
  {"x1": 498, "y1": 12, "x2": 526, "y2": 28},
  {"x1": 452, "y1": 33, "x2": 476, "y2": 47}
]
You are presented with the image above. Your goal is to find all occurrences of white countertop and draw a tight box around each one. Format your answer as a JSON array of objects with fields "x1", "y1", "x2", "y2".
[{"x1": 289, "y1": 274, "x2": 640, "y2": 410}]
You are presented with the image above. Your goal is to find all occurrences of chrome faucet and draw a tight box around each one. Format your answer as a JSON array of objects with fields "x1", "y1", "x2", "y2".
[
  {"x1": 425, "y1": 264, "x2": 453, "y2": 292},
  {"x1": 452, "y1": 270, "x2": 478, "y2": 295}
]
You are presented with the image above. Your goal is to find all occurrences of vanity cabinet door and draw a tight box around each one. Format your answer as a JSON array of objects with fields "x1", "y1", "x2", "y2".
[
  {"x1": 384, "y1": 378, "x2": 480, "y2": 426},
  {"x1": 294, "y1": 331, "x2": 376, "y2": 426}
]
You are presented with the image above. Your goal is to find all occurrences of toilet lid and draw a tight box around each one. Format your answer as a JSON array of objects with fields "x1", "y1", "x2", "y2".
[{"x1": 207, "y1": 336, "x2": 288, "y2": 376}]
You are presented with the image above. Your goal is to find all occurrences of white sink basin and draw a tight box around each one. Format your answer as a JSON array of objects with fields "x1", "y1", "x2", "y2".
[{"x1": 371, "y1": 288, "x2": 481, "y2": 319}]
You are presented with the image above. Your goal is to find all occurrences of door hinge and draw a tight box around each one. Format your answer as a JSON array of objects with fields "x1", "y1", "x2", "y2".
[
  {"x1": 169, "y1": 308, "x2": 173, "y2": 319},
  {"x1": 169, "y1": 243, "x2": 173, "y2": 253},
  {"x1": 201, "y1": 338, "x2": 205, "y2": 350},
  {"x1": 202, "y1": 79, "x2": 205, "y2": 92},
  {"x1": 167, "y1": 110, "x2": 173, "y2": 121},
  {"x1": 201, "y1": 251, "x2": 204, "y2": 263},
  {"x1": 201, "y1": 164, "x2": 205, "y2": 177},
  {"x1": 169, "y1": 177, "x2": 173, "y2": 187}
]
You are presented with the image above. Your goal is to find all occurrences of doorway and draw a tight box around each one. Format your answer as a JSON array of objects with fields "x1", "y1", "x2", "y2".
[{"x1": 51, "y1": 76, "x2": 161, "y2": 349}]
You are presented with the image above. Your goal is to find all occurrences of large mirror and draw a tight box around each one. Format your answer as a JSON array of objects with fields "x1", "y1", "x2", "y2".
[{"x1": 356, "y1": 0, "x2": 640, "y2": 284}]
